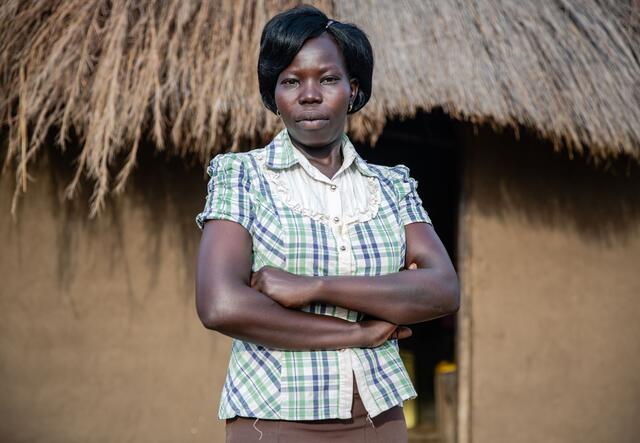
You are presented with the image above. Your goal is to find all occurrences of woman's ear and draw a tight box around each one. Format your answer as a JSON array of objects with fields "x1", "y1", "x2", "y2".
[{"x1": 349, "y1": 78, "x2": 359, "y2": 104}]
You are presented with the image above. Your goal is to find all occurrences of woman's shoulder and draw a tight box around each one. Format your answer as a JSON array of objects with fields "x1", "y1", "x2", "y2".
[
  {"x1": 365, "y1": 161, "x2": 431, "y2": 224},
  {"x1": 362, "y1": 161, "x2": 418, "y2": 199},
  {"x1": 206, "y1": 148, "x2": 261, "y2": 166},
  {"x1": 196, "y1": 147, "x2": 271, "y2": 231},
  {"x1": 366, "y1": 162, "x2": 412, "y2": 180},
  {"x1": 205, "y1": 147, "x2": 268, "y2": 179}
]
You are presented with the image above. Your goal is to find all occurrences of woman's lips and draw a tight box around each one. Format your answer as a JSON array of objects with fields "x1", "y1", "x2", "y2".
[
  {"x1": 295, "y1": 117, "x2": 330, "y2": 130},
  {"x1": 296, "y1": 119, "x2": 329, "y2": 129}
]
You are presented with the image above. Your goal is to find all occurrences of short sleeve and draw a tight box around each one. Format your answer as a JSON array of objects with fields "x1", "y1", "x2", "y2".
[
  {"x1": 388, "y1": 164, "x2": 433, "y2": 226},
  {"x1": 195, "y1": 153, "x2": 254, "y2": 232}
]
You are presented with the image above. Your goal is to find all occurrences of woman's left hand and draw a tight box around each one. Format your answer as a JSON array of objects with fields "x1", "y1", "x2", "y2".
[{"x1": 250, "y1": 266, "x2": 317, "y2": 309}]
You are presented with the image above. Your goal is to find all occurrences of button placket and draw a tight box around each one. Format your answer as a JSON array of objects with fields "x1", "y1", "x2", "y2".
[
  {"x1": 338, "y1": 223, "x2": 354, "y2": 275},
  {"x1": 326, "y1": 181, "x2": 350, "y2": 275}
]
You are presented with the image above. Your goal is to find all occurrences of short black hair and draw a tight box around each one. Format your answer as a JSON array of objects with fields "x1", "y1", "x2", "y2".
[{"x1": 258, "y1": 5, "x2": 374, "y2": 115}]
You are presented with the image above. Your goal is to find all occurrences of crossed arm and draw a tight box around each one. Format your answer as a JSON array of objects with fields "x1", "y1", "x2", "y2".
[{"x1": 195, "y1": 219, "x2": 459, "y2": 351}]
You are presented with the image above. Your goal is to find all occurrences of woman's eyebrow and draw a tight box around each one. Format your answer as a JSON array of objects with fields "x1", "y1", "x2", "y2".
[
  {"x1": 285, "y1": 64, "x2": 342, "y2": 74},
  {"x1": 315, "y1": 64, "x2": 341, "y2": 71}
]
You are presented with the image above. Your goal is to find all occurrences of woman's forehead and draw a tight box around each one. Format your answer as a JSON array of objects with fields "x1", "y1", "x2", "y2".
[
  {"x1": 282, "y1": 62, "x2": 342, "y2": 74},
  {"x1": 283, "y1": 34, "x2": 347, "y2": 72}
]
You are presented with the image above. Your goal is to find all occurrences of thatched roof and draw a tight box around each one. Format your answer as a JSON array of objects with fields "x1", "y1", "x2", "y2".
[{"x1": 1, "y1": 0, "x2": 639, "y2": 216}]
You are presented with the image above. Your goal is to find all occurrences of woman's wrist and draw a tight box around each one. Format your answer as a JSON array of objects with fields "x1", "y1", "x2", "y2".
[
  {"x1": 307, "y1": 275, "x2": 328, "y2": 305},
  {"x1": 351, "y1": 320, "x2": 370, "y2": 348}
]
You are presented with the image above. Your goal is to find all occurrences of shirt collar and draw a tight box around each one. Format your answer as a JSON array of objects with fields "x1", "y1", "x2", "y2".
[{"x1": 264, "y1": 128, "x2": 376, "y2": 178}]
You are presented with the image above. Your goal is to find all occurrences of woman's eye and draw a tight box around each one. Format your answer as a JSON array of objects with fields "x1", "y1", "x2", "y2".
[
  {"x1": 322, "y1": 76, "x2": 339, "y2": 84},
  {"x1": 281, "y1": 79, "x2": 298, "y2": 86}
]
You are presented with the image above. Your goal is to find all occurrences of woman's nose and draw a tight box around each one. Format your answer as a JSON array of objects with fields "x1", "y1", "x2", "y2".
[{"x1": 298, "y1": 80, "x2": 322, "y2": 104}]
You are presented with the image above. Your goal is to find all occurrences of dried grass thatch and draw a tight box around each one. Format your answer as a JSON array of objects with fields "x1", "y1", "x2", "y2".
[
  {"x1": 1, "y1": 0, "x2": 638, "y2": 216},
  {"x1": 340, "y1": 0, "x2": 640, "y2": 156}
]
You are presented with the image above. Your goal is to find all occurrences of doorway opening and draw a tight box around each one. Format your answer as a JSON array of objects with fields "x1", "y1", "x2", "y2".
[{"x1": 353, "y1": 109, "x2": 461, "y2": 441}]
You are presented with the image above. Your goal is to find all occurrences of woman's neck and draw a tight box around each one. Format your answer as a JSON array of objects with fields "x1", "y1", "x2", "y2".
[{"x1": 288, "y1": 133, "x2": 344, "y2": 174}]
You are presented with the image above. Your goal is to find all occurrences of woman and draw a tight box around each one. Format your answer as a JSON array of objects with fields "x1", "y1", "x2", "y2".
[{"x1": 195, "y1": 5, "x2": 459, "y2": 442}]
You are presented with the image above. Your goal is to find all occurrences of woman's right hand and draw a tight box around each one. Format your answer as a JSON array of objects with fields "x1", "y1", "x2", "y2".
[{"x1": 358, "y1": 319, "x2": 412, "y2": 348}]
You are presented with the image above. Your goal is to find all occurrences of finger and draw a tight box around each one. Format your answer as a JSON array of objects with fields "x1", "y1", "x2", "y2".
[
  {"x1": 250, "y1": 271, "x2": 258, "y2": 288},
  {"x1": 396, "y1": 326, "x2": 412, "y2": 340}
]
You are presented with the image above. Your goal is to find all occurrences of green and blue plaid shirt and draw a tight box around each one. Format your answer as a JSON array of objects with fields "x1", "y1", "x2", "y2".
[{"x1": 196, "y1": 129, "x2": 432, "y2": 420}]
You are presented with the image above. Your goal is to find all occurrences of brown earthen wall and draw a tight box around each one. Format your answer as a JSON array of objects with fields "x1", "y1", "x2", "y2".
[
  {"x1": 460, "y1": 126, "x2": 640, "y2": 443},
  {"x1": 0, "y1": 151, "x2": 229, "y2": 442}
]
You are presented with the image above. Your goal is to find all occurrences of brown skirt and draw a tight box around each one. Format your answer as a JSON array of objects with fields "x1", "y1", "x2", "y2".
[{"x1": 225, "y1": 383, "x2": 408, "y2": 443}]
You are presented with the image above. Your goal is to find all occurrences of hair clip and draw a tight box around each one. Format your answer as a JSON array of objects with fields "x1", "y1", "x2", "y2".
[{"x1": 325, "y1": 20, "x2": 334, "y2": 29}]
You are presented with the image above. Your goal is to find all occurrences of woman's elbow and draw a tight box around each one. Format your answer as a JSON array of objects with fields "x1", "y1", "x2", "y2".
[
  {"x1": 442, "y1": 272, "x2": 460, "y2": 315},
  {"x1": 196, "y1": 289, "x2": 234, "y2": 331},
  {"x1": 420, "y1": 271, "x2": 460, "y2": 320},
  {"x1": 197, "y1": 300, "x2": 222, "y2": 330}
]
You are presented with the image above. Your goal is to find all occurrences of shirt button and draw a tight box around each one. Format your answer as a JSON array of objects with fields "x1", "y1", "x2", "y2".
[
  {"x1": 333, "y1": 216, "x2": 340, "y2": 223},
  {"x1": 330, "y1": 184, "x2": 337, "y2": 191},
  {"x1": 340, "y1": 245, "x2": 347, "y2": 251}
]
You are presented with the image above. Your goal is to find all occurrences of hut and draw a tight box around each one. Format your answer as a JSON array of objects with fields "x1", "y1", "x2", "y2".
[{"x1": 1, "y1": 1, "x2": 639, "y2": 442}]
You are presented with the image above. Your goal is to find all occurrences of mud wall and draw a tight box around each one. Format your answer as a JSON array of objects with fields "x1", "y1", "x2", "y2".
[
  {"x1": 460, "y1": 126, "x2": 640, "y2": 443},
  {"x1": 0, "y1": 150, "x2": 229, "y2": 442}
]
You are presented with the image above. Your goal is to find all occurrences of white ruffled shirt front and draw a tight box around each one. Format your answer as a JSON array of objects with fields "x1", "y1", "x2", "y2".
[{"x1": 268, "y1": 133, "x2": 378, "y2": 228}]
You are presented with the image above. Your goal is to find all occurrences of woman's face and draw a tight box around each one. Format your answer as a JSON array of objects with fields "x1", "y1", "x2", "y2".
[{"x1": 274, "y1": 33, "x2": 358, "y2": 149}]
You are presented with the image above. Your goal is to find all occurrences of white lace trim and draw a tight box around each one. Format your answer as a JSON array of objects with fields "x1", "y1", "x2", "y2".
[{"x1": 255, "y1": 150, "x2": 380, "y2": 225}]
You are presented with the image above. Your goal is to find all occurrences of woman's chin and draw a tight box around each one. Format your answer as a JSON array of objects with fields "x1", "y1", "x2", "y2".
[{"x1": 287, "y1": 126, "x2": 339, "y2": 148}]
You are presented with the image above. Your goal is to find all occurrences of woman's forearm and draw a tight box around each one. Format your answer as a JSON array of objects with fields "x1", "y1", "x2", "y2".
[
  {"x1": 199, "y1": 281, "x2": 376, "y2": 351},
  {"x1": 312, "y1": 267, "x2": 460, "y2": 325}
]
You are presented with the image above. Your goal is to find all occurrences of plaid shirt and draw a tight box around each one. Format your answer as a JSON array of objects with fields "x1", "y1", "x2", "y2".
[{"x1": 196, "y1": 129, "x2": 432, "y2": 420}]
